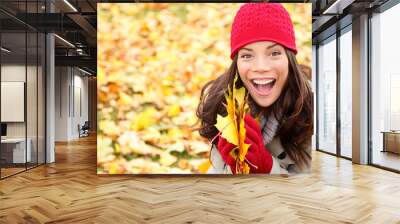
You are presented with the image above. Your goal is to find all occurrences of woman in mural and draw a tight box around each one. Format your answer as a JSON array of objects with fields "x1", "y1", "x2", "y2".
[{"x1": 196, "y1": 3, "x2": 313, "y2": 174}]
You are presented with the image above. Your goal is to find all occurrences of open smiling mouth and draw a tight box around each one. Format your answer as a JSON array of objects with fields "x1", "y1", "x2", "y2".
[{"x1": 250, "y1": 78, "x2": 276, "y2": 96}]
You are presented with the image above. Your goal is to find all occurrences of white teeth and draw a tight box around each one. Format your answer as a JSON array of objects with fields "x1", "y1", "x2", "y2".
[{"x1": 252, "y1": 79, "x2": 274, "y2": 85}]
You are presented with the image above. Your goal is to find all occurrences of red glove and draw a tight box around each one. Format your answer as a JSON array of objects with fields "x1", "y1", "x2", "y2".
[{"x1": 217, "y1": 114, "x2": 273, "y2": 174}]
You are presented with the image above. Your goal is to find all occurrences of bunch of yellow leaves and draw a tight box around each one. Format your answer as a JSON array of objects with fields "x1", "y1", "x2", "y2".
[{"x1": 214, "y1": 74, "x2": 252, "y2": 174}]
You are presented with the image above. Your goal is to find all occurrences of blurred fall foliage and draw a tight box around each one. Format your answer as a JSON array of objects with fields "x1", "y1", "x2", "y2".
[{"x1": 97, "y1": 3, "x2": 312, "y2": 174}]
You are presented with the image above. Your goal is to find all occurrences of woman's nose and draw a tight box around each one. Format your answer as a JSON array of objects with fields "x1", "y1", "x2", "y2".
[{"x1": 252, "y1": 56, "x2": 271, "y2": 73}]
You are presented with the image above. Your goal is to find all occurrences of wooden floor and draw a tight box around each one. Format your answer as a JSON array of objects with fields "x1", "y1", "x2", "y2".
[
  {"x1": 373, "y1": 150, "x2": 400, "y2": 171},
  {"x1": 0, "y1": 167, "x2": 25, "y2": 178},
  {"x1": 1, "y1": 135, "x2": 400, "y2": 223},
  {"x1": 1, "y1": 163, "x2": 44, "y2": 178}
]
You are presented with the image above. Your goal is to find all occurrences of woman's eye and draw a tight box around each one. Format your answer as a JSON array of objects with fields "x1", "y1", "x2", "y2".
[
  {"x1": 240, "y1": 54, "x2": 252, "y2": 59},
  {"x1": 271, "y1": 51, "x2": 281, "y2": 56}
]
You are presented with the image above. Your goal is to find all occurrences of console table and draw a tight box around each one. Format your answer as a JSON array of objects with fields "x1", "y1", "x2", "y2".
[{"x1": 381, "y1": 131, "x2": 400, "y2": 154}]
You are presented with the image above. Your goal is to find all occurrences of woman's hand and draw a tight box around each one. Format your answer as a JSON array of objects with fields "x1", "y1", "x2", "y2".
[{"x1": 217, "y1": 114, "x2": 273, "y2": 174}]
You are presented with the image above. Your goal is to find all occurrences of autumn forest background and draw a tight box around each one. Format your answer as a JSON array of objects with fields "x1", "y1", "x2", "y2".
[{"x1": 97, "y1": 3, "x2": 311, "y2": 174}]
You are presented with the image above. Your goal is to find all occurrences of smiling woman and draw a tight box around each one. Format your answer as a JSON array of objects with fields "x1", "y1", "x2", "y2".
[
  {"x1": 196, "y1": 3, "x2": 313, "y2": 175},
  {"x1": 237, "y1": 41, "x2": 289, "y2": 108},
  {"x1": 97, "y1": 2, "x2": 311, "y2": 175}
]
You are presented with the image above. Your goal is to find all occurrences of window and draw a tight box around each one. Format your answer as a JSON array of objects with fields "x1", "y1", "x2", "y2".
[
  {"x1": 339, "y1": 27, "x2": 352, "y2": 158},
  {"x1": 317, "y1": 35, "x2": 337, "y2": 154},
  {"x1": 371, "y1": 3, "x2": 400, "y2": 171}
]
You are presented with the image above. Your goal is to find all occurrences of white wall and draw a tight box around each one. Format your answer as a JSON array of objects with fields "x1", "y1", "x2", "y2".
[
  {"x1": 1, "y1": 64, "x2": 26, "y2": 81},
  {"x1": 72, "y1": 72, "x2": 89, "y2": 138},
  {"x1": 54, "y1": 67, "x2": 89, "y2": 141},
  {"x1": 55, "y1": 66, "x2": 69, "y2": 141}
]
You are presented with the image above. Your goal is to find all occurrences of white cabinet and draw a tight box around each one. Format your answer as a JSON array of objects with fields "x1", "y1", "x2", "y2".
[{"x1": 1, "y1": 138, "x2": 32, "y2": 163}]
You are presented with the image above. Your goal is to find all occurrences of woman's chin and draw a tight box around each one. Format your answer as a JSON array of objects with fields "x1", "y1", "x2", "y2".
[{"x1": 250, "y1": 94, "x2": 275, "y2": 108}]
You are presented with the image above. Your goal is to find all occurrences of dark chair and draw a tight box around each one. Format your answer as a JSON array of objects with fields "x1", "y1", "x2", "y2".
[{"x1": 79, "y1": 121, "x2": 90, "y2": 138}]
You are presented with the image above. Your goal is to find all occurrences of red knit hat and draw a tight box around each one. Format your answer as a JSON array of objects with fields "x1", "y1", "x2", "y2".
[{"x1": 230, "y1": 3, "x2": 297, "y2": 60}]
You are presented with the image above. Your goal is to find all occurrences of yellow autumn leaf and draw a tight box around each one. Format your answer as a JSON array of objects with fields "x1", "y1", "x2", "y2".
[
  {"x1": 99, "y1": 120, "x2": 120, "y2": 136},
  {"x1": 188, "y1": 140, "x2": 210, "y2": 154},
  {"x1": 167, "y1": 104, "x2": 181, "y2": 117},
  {"x1": 214, "y1": 74, "x2": 250, "y2": 174},
  {"x1": 118, "y1": 92, "x2": 132, "y2": 106},
  {"x1": 233, "y1": 75, "x2": 251, "y2": 167},
  {"x1": 198, "y1": 159, "x2": 211, "y2": 173},
  {"x1": 215, "y1": 114, "x2": 238, "y2": 146},
  {"x1": 178, "y1": 159, "x2": 189, "y2": 170},
  {"x1": 140, "y1": 127, "x2": 162, "y2": 144},
  {"x1": 118, "y1": 131, "x2": 153, "y2": 155},
  {"x1": 114, "y1": 143, "x2": 121, "y2": 154},
  {"x1": 167, "y1": 127, "x2": 184, "y2": 139},
  {"x1": 108, "y1": 163, "x2": 120, "y2": 174},
  {"x1": 226, "y1": 86, "x2": 237, "y2": 124},
  {"x1": 132, "y1": 107, "x2": 157, "y2": 131},
  {"x1": 237, "y1": 118, "x2": 248, "y2": 162},
  {"x1": 166, "y1": 142, "x2": 185, "y2": 153},
  {"x1": 235, "y1": 84, "x2": 246, "y2": 108},
  {"x1": 160, "y1": 151, "x2": 177, "y2": 166},
  {"x1": 162, "y1": 87, "x2": 173, "y2": 96}
]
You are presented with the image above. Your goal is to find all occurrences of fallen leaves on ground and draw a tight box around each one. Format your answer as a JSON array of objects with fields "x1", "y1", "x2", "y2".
[{"x1": 97, "y1": 3, "x2": 311, "y2": 174}]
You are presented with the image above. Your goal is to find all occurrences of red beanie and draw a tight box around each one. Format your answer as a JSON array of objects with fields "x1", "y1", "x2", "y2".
[{"x1": 230, "y1": 3, "x2": 297, "y2": 60}]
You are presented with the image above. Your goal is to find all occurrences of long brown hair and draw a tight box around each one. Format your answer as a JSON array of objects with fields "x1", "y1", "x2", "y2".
[{"x1": 196, "y1": 48, "x2": 313, "y2": 170}]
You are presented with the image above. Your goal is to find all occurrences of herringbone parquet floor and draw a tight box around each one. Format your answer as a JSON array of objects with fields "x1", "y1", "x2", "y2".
[{"x1": 1, "y1": 135, "x2": 400, "y2": 224}]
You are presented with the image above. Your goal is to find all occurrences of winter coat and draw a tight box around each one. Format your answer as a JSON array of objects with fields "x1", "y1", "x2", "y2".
[{"x1": 207, "y1": 112, "x2": 311, "y2": 174}]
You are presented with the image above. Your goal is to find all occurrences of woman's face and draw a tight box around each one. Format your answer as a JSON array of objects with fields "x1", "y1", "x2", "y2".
[{"x1": 237, "y1": 41, "x2": 289, "y2": 108}]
